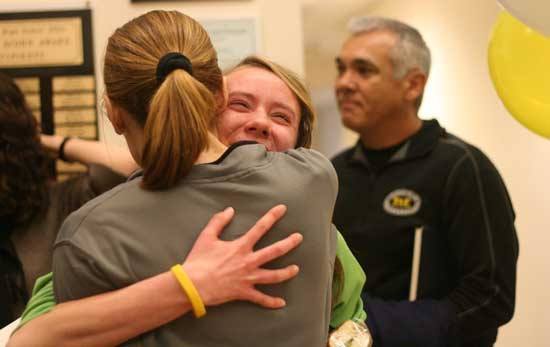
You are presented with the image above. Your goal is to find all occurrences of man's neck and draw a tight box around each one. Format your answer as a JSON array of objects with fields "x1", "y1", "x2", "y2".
[{"x1": 359, "y1": 113, "x2": 422, "y2": 150}]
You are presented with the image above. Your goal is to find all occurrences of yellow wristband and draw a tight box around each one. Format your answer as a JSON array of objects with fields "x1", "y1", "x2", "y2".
[{"x1": 170, "y1": 264, "x2": 206, "y2": 318}]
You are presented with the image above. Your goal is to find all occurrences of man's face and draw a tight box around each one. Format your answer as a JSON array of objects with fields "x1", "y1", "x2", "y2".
[
  {"x1": 217, "y1": 66, "x2": 300, "y2": 152},
  {"x1": 335, "y1": 30, "x2": 407, "y2": 134}
]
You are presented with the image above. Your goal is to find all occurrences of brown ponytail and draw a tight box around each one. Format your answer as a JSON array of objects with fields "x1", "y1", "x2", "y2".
[
  {"x1": 141, "y1": 70, "x2": 215, "y2": 189},
  {"x1": 103, "y1": 10, "x2": 222, "y2": 190}
]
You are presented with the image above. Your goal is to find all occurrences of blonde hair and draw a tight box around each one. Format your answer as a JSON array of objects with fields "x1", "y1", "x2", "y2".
[
  {"x1": 104, "y1": 10, "x2": 223, "y2": 190},
  {"x1": 228, "y1": 56, "x2": 316, "y2": 149}
]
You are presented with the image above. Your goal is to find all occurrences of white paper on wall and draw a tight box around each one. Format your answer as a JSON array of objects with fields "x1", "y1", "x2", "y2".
[{"x1": 201, "y1": 18, "x2": 258, "y2": 71}]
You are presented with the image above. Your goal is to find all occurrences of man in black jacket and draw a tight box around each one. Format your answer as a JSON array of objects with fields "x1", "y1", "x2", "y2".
[{"x1": 331, "y1": 16, "x2": 519, "y2": 347}]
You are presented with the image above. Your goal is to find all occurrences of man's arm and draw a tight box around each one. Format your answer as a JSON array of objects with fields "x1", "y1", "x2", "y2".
[
  {"x1": 8, "y1": 205, "x2": 302, "y2": 347},
  {"x1": 364, "y1": 148, "x2": 518, "y2": 347},
  {"x1": 364, "y1": 296, "x2": 457, "y2": 347},
  {"x1": 442, "y1": 148, "x2": 518, "y2": 341}
]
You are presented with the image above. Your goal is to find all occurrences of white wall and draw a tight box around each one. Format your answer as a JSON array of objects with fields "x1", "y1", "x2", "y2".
[{"x1": 305, "y1": 0, "x2": 550, "y2": 346}]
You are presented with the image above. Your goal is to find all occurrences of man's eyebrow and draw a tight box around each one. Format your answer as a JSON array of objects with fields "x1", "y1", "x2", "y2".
[
  {"x1": 335, "y1": 57, "x2": 378, "y2": 70},
  {"x1": 351, "y1": 58, "x2": 379, "y2": 72}
]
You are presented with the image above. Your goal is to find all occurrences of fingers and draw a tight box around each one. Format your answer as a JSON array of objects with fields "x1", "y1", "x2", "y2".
[
  {"x1": 250, "y1": 232, "x2": 303, "y2": 267},
  {"x1": 240, "y1": 205, "x2": 287, "y2": 246},
  {"x1": 248, "y1": 265, "x2": 300, "y2": 285},
  {"x1": 242, "y1": 289, "x2": 287, "y2": 309},
  {"x1": 197, "y1": 207, "x2": 235, "y2": 240}
]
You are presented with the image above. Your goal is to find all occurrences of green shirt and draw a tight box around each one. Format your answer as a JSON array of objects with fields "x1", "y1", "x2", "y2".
[
  {"x1": 19, "y1": 231, "x2": 366, "y2": 329},
  {"x1": 18, "y1": 272, "x2": 55, "y2": 328},
  {"x1": 330, "y1": 231, "x2": 367, "y2": 328}
]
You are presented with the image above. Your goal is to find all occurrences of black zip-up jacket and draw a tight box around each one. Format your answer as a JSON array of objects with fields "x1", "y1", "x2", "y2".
[{"x1": 332, "y1": 119, "x2": 519, "y2": 347}]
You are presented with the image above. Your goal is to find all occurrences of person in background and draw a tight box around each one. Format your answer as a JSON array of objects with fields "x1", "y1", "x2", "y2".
[
  {"x1": 331, "y1": 16, "x2": 518, "y2": 347},
  {"x1": 0, "y1": 72, "x2": 127, "y2": 327}
]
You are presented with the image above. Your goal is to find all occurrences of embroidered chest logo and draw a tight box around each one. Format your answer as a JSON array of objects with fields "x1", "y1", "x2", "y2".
[{"x1": 383, "y1": 189, "x2": 422, "y2": 216}]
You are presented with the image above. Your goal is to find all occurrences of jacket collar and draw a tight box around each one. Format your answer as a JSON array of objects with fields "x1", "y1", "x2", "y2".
[{"x1": 349, "y1": 119, "x2": 446, "y2": 167}]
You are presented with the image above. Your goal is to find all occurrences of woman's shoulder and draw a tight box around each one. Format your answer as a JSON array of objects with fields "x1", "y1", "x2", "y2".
[
  {"x1": 265, "y1": 147, "x2": 333, "y2": 173},
  {"x1": 54, "y1": 178, "x2": 141, "y2": 246},
  {"x1": 232, "y1": 143, "x2": 332, "y2": 171},
  {"x1": 280, "y1": 147, "x2": 337, "y2": 179},
  {"x1": 269, "y1": 147, "x2": 338, "y2": 199}
]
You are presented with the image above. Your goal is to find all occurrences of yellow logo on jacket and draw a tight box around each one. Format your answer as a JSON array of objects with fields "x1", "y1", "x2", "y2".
[{"x1": 383, "y1": 189, "x2": 422, "y2": 216}]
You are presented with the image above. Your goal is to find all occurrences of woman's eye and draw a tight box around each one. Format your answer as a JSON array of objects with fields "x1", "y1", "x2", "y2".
[
  {"x1": 273, "y1": 113, "x2": 290, "y2": 123},
  {"x1": 229, "y1": 100, "x2": 249, "y2": 110}
]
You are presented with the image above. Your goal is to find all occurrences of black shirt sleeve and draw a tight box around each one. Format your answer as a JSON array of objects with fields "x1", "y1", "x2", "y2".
[{"x1": 442, "y1": 147, "x2": 518, "y2": 343}]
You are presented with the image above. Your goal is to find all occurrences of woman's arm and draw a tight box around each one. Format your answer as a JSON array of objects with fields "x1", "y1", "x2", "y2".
[
  {"x1": 41, "y1": 134, "x2": 139, "y2": 177},
  {"x1": 8, "y1": 205, "x2": 301, "y2": 347}
]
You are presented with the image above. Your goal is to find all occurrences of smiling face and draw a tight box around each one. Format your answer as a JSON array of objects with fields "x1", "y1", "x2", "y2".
[{"x1": 217, "y1": 66, "x2": 301, "y2": 152}]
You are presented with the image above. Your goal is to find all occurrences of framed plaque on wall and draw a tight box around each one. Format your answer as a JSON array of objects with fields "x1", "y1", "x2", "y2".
[{"x1": 0, "y1": 9, "x2": 97, "y2": 180}]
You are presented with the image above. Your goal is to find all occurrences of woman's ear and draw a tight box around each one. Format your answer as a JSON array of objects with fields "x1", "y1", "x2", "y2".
[{"x1": 104, "y1": 95, "x2": 126, "y2": 134}]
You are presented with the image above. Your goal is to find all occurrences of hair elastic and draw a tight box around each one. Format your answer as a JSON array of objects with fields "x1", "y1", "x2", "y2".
[{"x1": 156, "y1": 52, "x2": 193, "y2": 83}]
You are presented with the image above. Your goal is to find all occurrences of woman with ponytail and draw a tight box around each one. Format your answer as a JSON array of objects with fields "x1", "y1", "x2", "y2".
[{"x1": 49, "y1": 11, "x2": 338, "y2": 347}]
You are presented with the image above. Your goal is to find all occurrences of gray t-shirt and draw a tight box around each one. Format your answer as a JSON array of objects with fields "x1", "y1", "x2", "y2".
[{"x1": 53, "y1": 144, "x2": 338, "y2": 347}]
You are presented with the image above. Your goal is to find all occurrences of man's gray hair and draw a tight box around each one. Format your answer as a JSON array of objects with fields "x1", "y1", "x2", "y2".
[{"x1": 348, "y1": 16, "x2": 431, "y2": 79}]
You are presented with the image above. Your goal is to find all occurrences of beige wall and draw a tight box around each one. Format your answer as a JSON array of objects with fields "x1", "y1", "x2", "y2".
[{"x1": 305, "y1": 0, "x2": 550, "y2": 346}]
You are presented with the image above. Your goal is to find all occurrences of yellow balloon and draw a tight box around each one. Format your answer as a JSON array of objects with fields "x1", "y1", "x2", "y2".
[{"x1": 489, "y1": 11, "x2": 550, "y2": 139}]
